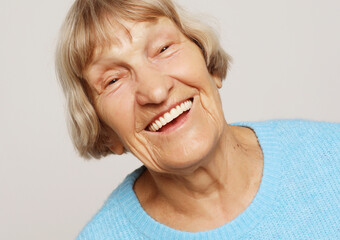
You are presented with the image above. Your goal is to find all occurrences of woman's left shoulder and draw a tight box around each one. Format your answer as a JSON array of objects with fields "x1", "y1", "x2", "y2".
[
  {"x1": 272, "y1": 119, "x2": 340, "y2": 153},
  {"x1": 270, "y1": 119, "x2": 339, "y2": 181},
  {"x1": 264, "y1": 118, "x2": 339, "y2": 130},
  {"x1": 274, "y1": 119, "x2": 340, "y2": 129},
  {"x1": 267, "y1": 119, "x2": 340, "y2": 141}
]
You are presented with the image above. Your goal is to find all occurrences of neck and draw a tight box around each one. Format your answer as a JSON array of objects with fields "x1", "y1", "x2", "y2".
[{"x1": 134, "y1": 123, "x2": 263, "y2": 231}]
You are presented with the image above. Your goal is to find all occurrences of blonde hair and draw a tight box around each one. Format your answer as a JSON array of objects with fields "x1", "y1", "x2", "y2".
[{"x1": 55, "y1": 0, "x2": 231, "y2": 159}]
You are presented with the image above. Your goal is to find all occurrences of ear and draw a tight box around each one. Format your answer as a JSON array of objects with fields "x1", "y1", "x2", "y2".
[
  {"x1": 212, "y1": 75, "x2": 222, "y2": 89},
  {"x1": 107, "y1": 132, "x2": 125, "y2": 155}
]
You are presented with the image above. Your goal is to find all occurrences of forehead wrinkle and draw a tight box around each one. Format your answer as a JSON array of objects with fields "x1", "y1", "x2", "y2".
[
  {"x1": 113, "y1": 19, "x2": 133, "y2": 45},
  {"x1": 88, "y1": 19, "x2": 161, "y2": 69},
  {"x1": 89, "y1": 19, "x2": 133, "y2": 66},
  {"x1": 103, "y1": 17, "x2": 161, "y2": 50}
]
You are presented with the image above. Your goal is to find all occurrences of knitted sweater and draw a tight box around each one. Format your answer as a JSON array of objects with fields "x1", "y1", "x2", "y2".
[{"x1": 77, "y1": 120, "x2": 340, "y2": 240}]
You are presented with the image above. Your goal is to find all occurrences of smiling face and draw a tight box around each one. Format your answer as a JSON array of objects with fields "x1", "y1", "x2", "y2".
[{"x1": 84, "y1": 17, "x2": 226, "y2": 174}]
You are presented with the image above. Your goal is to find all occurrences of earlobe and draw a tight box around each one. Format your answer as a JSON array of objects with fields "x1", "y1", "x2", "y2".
[
  {"x1": 109, "y1": 142, "x2": 125, "y2": 155},
  {"x1": 105, "y1": 129, "x2": 125, "y2": 155},
  {"x1": 213, "y1": 75, "x2": 222, "y2": 89}
]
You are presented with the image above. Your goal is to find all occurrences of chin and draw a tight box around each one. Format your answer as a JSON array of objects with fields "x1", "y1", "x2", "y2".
[{"x1": 153, "y1": 130, "x2": 218, "y2": 174}]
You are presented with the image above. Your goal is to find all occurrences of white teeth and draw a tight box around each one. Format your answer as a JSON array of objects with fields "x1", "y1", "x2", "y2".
[
  {"x1": 155, "y1": 120, "x2": 162, "y2": 129},
  {"x1": 176, "y1": 105, "x2": 183, "y2": 115},
  {"x1": 148, "y1": 99, "x2": 193, "y2": 132},
  {"x1": 152, "y1": 122, "x2": 158, "y2": 131},
  {"x1": 160, "y1": 117, "x2": 166, "y2": 125},
  {"x1": 170, "y1": 108, "x2": 179, "y2": 119},
  {"x1": 180, "y1": 102, "x2": 185, "y2": 109},
  {"x1": 164, "y1": 113, "x2": 172, "y2": 123}
]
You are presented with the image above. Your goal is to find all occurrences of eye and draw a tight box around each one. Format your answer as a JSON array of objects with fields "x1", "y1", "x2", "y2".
[
  {"x1": 108, "y1": 78, "x2": 120, "y2": 86},
  {"x1": 160, "y1": 45, "x2": 169, "y2": 53}
]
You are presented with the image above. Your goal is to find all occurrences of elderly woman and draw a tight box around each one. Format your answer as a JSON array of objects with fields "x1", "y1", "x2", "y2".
[{"x1": 56, "y1": 0, "x2": 340, "y2": 239}]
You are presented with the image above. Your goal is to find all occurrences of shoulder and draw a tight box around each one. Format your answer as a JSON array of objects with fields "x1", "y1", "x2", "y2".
[
  {"x1": 76, "y1": 167, "x2": 145, "y2": 240},
  {"x1": 233, "y1": 119, "x2": 339, "y2": 181},
  {"x1": 76, "y1": 197, "x2": 124, "y2": 240},
  {"x1": 272, "y1": 119, "x2": 340, "y2": 135},
  {"x1": 248, "y1": 119, "x2": 340, "y2": 159},
  {"x1": 240, "y1": 120, "x2": 340, "y2": 239},
  {"x1": 235, "y1": 118, "x2": 340, "y2": 131},
  {"x1": 257, "y1": 119, "x2": 339, "y2": 194},
  {"x1": 232, "y1": 119, "x2": 340, "y2": 152},
  {"x1": 237, "y1": 119, "x2": 340, "y2": 144},
  {"x1": 271, "y1": 119, "x2": 340, "y2": 152}
]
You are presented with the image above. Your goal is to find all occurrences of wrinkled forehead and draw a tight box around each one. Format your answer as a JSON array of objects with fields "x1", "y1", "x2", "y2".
[
  {"x1": 85, "y1": 16, "x2": 166, "y2": 69},
  {"x1": 91, "y1": 17, "x2": 159, "y2": 57}
]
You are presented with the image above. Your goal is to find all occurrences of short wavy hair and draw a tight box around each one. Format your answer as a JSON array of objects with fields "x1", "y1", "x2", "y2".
[{"x1": 55, "y1": 0, "x2": 231, "y2": 159}]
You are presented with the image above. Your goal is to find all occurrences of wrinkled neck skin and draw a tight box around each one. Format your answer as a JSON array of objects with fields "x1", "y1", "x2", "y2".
[{"x1": 134, "y1": 122, "x2": 263, "y2": 232}]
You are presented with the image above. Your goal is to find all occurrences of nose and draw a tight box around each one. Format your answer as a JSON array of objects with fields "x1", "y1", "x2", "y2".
[{"x1": 135, "y1": 65, "x2": 174, "y2": 106}]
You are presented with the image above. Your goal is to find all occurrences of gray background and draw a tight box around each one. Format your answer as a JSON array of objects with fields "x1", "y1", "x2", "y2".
[{"x1": 1, "y1": 0, "x2": 339, "y2": 239}]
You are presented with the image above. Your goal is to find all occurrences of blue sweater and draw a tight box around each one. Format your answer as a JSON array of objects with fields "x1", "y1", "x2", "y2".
[{"x1": 77, "y1": 120, "x2": 340, "y2": 240}]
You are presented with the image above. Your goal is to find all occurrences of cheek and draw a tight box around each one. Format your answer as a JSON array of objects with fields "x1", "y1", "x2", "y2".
[
  {"x1": 161, "y1": 49, "x2": 210, "y2": 87},
  {"x1": 96, "y1": 85, "x2": 135, "y2": 137}
]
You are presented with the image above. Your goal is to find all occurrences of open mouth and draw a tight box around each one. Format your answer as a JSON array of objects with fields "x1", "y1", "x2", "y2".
[{"x1": 147, "y1": 98, "x2": 193, "y2": 132}]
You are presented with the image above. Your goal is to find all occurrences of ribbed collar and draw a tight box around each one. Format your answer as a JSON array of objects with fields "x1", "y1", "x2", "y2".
[{"x1": 116, "y1": 121, "x2": 282, "y2": 240}]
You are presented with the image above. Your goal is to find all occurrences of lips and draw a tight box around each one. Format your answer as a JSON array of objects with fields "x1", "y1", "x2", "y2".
[{"x1": 147, "y1": 99, "x2": 193, "y2": 132}]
